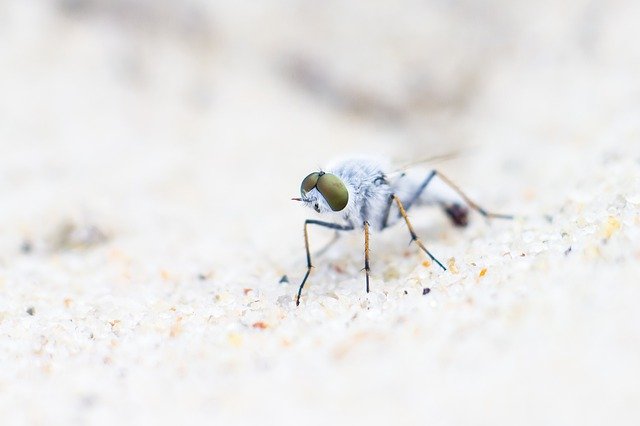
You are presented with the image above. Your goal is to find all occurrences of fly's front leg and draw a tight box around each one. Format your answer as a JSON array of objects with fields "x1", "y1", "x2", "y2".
[
  {"x1": 393, "y1": 195, "x2": 447, "y2": 271},
  {"x1": 296, "y1": 220, "x2": 354, "y2": 306},
  {"x1": 363, "y1": 221, "x2": 371, "y2": 293}
]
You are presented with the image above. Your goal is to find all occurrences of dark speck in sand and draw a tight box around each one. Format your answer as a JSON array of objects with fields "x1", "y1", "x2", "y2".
[{"x1": 21, "y1": 240, "x2": 33, "y2": 254}]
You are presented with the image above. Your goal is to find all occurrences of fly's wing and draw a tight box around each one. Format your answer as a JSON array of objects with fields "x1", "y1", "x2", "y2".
[
  {"x1": 395, "y1": 151, "x2": 462, "y2": 172},
  {"x1": 389, "y1": 150, "x2": 467, "y2": 175}
]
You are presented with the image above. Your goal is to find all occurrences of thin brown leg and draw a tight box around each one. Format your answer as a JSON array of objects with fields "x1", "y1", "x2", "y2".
[
  {"x1": 393, "y1": 195, "x2": 447, "y2": 271},
  {"x1": 364, "y1": 221, "x2": 371, "y2": 293},
  {"x1": 434, "y1": 171, "x2": 513, "y2": 220}
]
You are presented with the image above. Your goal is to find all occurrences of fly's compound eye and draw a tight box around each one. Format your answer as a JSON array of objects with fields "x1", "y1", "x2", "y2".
[
  {"x1": 316, "y1": 173, "x2": 349, "y2": 211},
  {"x1": 300, "y1": 172, "x2": 320, "y2": 196}
]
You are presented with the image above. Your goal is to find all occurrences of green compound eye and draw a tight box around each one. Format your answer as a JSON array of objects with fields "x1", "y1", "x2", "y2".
[
  {"x1": 317, "y1": 173, "x2": 349, "y2": 211},
  {"x1": 300, "y1": 172, "x2": 320, "y2": 196}
]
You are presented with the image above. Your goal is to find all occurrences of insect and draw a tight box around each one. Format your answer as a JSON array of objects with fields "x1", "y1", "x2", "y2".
[{"x1": 291, "y1": 157, "x2": 513, "y2": 306}]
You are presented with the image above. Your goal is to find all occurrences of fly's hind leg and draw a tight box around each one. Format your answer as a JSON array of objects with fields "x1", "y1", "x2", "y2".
[
  {"x1": 404, "y1": 170, "x2": 513, "y2": 227},
  {"x1": 435, "y1": 171, "x2": 514, "y2": 220},
  {"x1": 315, "y1": 231, "x2": 342, "y2": 258},
  {"x1": 296, "y1": 220, "x2": 354, "y2": 306}
]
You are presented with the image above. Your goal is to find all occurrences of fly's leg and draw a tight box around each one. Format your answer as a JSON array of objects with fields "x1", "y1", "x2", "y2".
[
  {"x1": 434, "y1": 171, "x2": 514, "y2": 220},
  {"x1": 393, "y1": 195, "x2": 447, "y2": 271},
  {"x1": 403, "y1": 170, "x2": 437, "y2": 213},
  {"x1": 363, "y1": 221, "x2": 371, "y2": 293},
  {"x1": 380, "y1": 194, "x2": 394, "y2": 230},
  {"x1": 296, "y1": 220, "x2": 354, "y2": 306},
  {"x1": 315, "y1": 231, "x2": 341, "y2": 258},
  {"x1": 403, "y1": 170, "x2": 513, "y2": 226}
]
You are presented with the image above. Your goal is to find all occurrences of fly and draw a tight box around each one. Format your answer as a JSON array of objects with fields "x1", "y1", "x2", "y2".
[{"x1": 291, "y1": 157, "x2": 513, "y2": 306}]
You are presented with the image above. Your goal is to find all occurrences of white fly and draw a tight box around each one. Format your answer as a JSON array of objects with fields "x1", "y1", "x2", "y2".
[{"x1": 292, "y1": 157, "x2": 513, "y2": 306}]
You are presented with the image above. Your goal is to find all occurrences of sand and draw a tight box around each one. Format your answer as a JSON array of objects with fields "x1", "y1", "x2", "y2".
[{"x1": 1, "y1": 1, "x2": 639, "y2": 425}]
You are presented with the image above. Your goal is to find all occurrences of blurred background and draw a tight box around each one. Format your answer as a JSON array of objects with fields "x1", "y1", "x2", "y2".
[
  {"x1": 2, "y1": 0, "x2": 639, "y2": 257},
  {"x1": 1, "y1": 1, "x2": 639, "y2": 425}
]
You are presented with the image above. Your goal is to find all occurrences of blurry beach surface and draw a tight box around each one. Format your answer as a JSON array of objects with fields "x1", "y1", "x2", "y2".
[{"x1": 0, "y1": 1, "x2": 639, "y2": 425}]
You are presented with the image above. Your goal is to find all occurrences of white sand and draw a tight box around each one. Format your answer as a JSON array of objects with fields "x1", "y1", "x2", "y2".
[{"x1": 1, "y1": 1, "x2": 639, "y2": 425}]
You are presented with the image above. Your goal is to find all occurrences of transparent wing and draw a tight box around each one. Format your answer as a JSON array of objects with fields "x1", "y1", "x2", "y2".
[{"x1": 390, "y1": 150, "x2": 466, "y2": 175}]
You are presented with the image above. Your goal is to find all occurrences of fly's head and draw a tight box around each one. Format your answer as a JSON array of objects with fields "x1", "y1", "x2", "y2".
[{"x1": 292, "y1": 171, "x2": 349, "y2": 214}]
